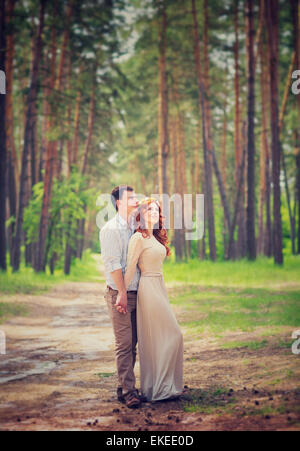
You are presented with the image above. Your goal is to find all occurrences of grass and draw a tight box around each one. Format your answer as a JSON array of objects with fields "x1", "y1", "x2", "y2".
[
  {"x1": 95, "y1": 372, "x2": 115, "y2": 379},
  {"x1": 0, "y1": 250, "x2": 103, "y2": 295},
  {"x1": 278, "y1": 339, "x2": 295, "y2": 349},
  {"x1": 164, "y1": 254, "x2": 300, "y2": 289},
  {"x1": 169, "y1": 285, "x2": 300, "y2": 335},
  {"x1": 221, "y1": 340, "x2": 268, "y2": 350},
  {"x1": 181, "y1": 387, "x2": 236, "y2": 414}
]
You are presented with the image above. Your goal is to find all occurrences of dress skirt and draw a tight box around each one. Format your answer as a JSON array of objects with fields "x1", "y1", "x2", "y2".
[{"x1": 137, "y1": 271, "x2": 183, "y2": 402}]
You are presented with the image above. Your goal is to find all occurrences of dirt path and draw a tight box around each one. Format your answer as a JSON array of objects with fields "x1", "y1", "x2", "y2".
[{"x1": 0, "y1": 260, "x2": 299, "y2": 431}]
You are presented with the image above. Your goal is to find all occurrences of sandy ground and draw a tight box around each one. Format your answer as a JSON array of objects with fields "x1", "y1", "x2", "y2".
[{"x1": 0, "y1": 259, "x2": 299, "y2": 431}]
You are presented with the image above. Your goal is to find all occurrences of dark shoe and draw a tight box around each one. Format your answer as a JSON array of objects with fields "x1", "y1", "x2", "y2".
[
  {"x1": 124, "y1": 390, "x2": 141, "y2": 409},
  {"x1": 117, "y1": 387, "x2": 125, "y2": 404},
  {"x1": 138, "y1": 393, "x2": 148, "y2": 403}
]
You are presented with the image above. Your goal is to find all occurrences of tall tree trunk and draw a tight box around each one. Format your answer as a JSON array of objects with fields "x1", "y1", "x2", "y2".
[
  {"x1": 278, "y1": 51, "x2": 297, "y2": 255},
  {"x1": 12, "y1": 0, "x2": 47, "y2": 272},
  {"x1": 171, "y1": 72, "x2": 186, "y2": 261},
  {"x1": 170, "y1": 105, "x2": 183, "y2": 261},
  {"x1": 157, "y1": 0, "x2": 169, "y2": 199},
  {"x1": 34, "y1": 0, "x2": 58, "y2": 272},
  {"x1": 265, "y1": 0, "x2": 283, "y2": 265},
  {"x1": 221, "y1": 96, "x2": 228, "y2": 253},
  {"x1": 259, "y1": 16, "x2": 273, "y2": 258},
  {"x1": 228, "y1": 122, "x2": 248, "y2": 259},
  {"x1": 35, "y1": 0, "x2": 73, "y2": 272},
  {"x1": 72, "y1": 64, "x2": 83, "y2": 167},
  {"x1": 234, "y1": 0, "x2": 241, "y2": 189},
  {"x1": 296, "y1": 142, "x2": 300, "y2": 254},
  {"x1": 195, "y1": 120, "x2": 203, "y2": 258},
  {"x1": 246, "y1": 0, "x2": 257, "y2": 260},
  {"x1": 178, "y1": 111, "x2": 189, "y2": 260},
  {"x1": 0, "y1": 0, "x2": 7, "y2": 270},
  {"x1": 75, "y1": 62, "x2": 98, "y2": 262},
  {"x1": 234, "y1": 0, "x2": 245, "y2": 259},
  {"x1": 51, "y1": 0, "x2": 74, "y2": 179},
  {"x1": 5, "y1": 0, "x2": 17, "y2": 179},
  {"x1": 191, "y1": 0, "x2": 216, "y2": 261},
  {"x1": 288, "y1": 0, "x2": 300, "y2": 255},
  {"x1": 39, "y1": 56, "x2": 48, "y2": 182},
  {"x1": 258, "y1": 0, "x2": 267, "y2": 255},
  {"x1": 5, "y1": 0, "x2": 17, "y2": 265},
  {"x1": 81, "y1": 63, "x2": 97, "y2": 176}
]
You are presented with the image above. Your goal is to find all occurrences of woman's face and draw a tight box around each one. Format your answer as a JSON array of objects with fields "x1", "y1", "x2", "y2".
[{"x1": 143, "y1": 202, "x2": 160, "y2": 229}]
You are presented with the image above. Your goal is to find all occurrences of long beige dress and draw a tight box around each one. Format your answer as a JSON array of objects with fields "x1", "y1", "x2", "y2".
[{"x1": 124, "y1": 232, "x2": 183, "y2": 402}]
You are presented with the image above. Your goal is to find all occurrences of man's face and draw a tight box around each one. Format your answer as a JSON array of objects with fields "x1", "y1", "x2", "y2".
[{"x1": 118, "y1": 190, "x2": 139, "y2": 214}]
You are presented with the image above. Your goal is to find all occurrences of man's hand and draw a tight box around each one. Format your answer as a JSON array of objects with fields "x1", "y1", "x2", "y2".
[{"x1": 116, "y1": 290, "x2": 128, "y2": 314}]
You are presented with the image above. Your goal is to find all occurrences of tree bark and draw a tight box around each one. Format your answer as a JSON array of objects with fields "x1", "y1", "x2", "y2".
[
  {"x1": 35, "y1": 0, "x2": 73, "y2": 272},
  {"x1": 246, "y1": 0, "x2": 257, "y2": 261},
  {"x1": 34, "y1": 0, "x2": 58, "y2": 272},
  {"x1": 170, "y1": 105, "x2": 183, "y2": 261},
  {"x1": 12, "y1": 0, "x2": 47, "y2": 272},
  {"x1": 191, "y1": 0, "x2": 216, "y2": 261},
  {"x1": 0, "y1": 0, "x2": 7, "y2": 270},
  {"x1": 74, "y1": 61, "x2": 98, "y2": 262},
  {"x1": 296, "y1": 144, "x2": 300, "y2": 254},
  {"x1": 72, "y1": 64, "x2": 84, "y2": 167},
  {"x1": 265, "y1": 0, "x2": 283, "y2": 265},
  {"x1": 157, "y1": 0, "x2": 169, "y2": 199},
  {"x1": 4, "y1": 0, "x2": 17, "y2": 266}
]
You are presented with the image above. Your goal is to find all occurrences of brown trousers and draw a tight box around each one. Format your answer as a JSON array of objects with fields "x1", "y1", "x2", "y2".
[{"x1": 104, "y1": 287, "x2": 138, "y2": 394}]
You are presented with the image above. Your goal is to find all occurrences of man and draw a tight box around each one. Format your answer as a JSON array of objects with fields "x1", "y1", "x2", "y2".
[{"x1": 99, "y1": 185, "x2": 142, "y2": 409}]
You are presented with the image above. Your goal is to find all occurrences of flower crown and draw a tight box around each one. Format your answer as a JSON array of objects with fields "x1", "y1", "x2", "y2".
[{"x1": 137, "y1": 197, "x2": 160, "y2": 207}]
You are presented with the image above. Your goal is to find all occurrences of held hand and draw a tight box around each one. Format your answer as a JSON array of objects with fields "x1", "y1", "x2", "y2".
[{"x1": 116, "y1": 291, "x2": 128, "y2": 315}]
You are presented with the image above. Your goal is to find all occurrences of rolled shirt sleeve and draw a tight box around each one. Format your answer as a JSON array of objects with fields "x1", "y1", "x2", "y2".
[{"x1": 100, "y1": 228, "x2": 122, "y2": 273}]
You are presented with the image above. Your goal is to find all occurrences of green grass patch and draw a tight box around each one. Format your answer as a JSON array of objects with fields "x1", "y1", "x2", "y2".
[
  {"x1": 0, "y1": 302, "x2": 28, "y2": 323},
  {"x1": 95, "y1": 372, "x2": 115, "y2": 379},
  {"x1": 164, "y1": 254, "x2": 300, "y2": 289},
  {"x1": 0, "y1": 250, "x2": 103, "y2": 295},
  {"x1": 268, "y1": 379, "x2": 282, "y2": 386},
  {"x1": 278, "y1": 339, "x2": 295, "y2": 349},
  {"x1": 242, "y1": 401, "x2": 299, "y2": 417},
  {"x1": 171, "y1": 285, "x2": 300, "y2": 335},
  {"x1": 221, "y1": 340, "x2": 268, "y2": 350},
  {"x1": 181, "y1": 387, "x2": 236, "y2": 414}
]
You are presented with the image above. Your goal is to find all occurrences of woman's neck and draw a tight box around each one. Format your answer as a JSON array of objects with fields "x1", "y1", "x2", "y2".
[{"x1": 146, "y1": 226, "x2": 153, "y2": 236}]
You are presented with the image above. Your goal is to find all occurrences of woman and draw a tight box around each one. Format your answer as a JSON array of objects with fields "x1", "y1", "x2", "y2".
[{"x1": 123, "y1": 197, "x2": 183, "y2": 402}]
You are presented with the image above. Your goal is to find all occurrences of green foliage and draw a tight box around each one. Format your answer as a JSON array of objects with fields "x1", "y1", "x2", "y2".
[
  {"x1": 23, "y1": 171, "x2": 97, "y2": 273},
  {"x1": 24, "y1": 182, "x2": 44, "y2": 245}
]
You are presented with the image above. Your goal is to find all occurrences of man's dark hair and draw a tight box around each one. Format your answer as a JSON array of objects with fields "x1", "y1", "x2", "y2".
[{"x1": 111, "y1": 185, "x2": 134, "y2": 211}]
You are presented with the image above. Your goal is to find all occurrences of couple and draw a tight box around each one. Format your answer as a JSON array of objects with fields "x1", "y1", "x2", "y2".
[{"x1": 99, "y1": 185, "x2": 184, "y2": 409}]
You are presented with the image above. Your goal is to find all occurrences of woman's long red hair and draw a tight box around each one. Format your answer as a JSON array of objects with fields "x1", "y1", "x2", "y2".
[{"x1": 134, "y1": 199, "x2": 171, "y2": 257}]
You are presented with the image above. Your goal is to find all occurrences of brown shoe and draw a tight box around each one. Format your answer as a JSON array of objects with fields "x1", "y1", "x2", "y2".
[{"x1": 124, "y1": 390, "x2": 141, "y2": 409}]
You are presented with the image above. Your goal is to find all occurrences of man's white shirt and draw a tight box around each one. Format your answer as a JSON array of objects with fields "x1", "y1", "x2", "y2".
[{"x1": 99, "y1": 213, "x2": 140, "y2": 291}]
